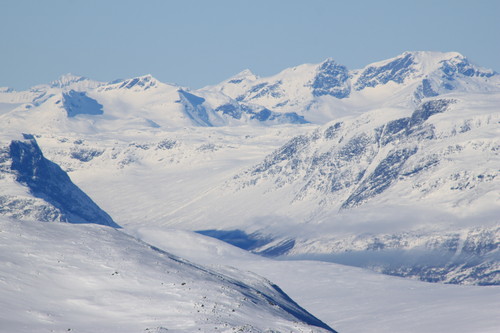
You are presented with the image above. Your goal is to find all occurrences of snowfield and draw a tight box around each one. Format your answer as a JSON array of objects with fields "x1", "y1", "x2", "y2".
[
  {"x1": 1, "y1": 217, "x2": 498, "y2": 333},
  {"x1": 0, "y1": 218, "x2": 334, "y2": 333},
  {"x1": 131, "y1": 227, "x2": 500, "y2": 333}
]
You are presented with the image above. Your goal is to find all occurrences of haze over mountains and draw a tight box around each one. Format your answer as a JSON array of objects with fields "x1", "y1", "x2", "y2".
[{"x1": 1, "y1": 51, "x2": 499, "y2": 331}]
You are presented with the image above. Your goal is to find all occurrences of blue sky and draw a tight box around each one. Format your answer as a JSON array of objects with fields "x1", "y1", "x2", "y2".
[{"x1": 1, "y1": 0, "x2": 499, "y2": 90}]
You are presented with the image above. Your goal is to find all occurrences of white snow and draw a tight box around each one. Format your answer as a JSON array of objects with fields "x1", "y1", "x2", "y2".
[
  {"x1": 1, "y1": 51, "x2": 499, "y2": 332},
  {"x1": 131, "y1": 227, "x2": 500, "y2": 333},
  {"x1": 0, "y1": 218, "x2": 333, "y2": 333}
]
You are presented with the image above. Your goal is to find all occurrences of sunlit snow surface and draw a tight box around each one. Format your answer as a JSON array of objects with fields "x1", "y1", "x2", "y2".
[
  {"x1": 21, "y1": 92, "x2": 498, "y2": 285},
  {"x1": 131, "y1": 227, "x2": 500, "y2": 333},
  {"x1": 1, "y1": 217, "x2": 498, "y2": 332},
  {"x1": 0, "y1": 218, "x2": 334, "y2": 333},
  {"x1": 0, "y1": 51, "x2": 499, "y2": 331}
]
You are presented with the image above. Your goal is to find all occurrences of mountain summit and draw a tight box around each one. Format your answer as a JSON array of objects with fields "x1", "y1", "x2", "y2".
[{"x1": 49, "y1": 73, "x2": 103, "y2": 90}]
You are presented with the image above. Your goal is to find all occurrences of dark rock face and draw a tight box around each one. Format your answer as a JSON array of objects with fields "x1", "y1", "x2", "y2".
[
  {"x1": 376, "y1": 99, "x2": 453, "y2": 147},
  {"x1": 251, "y1": 108, "x2": 273, "y2": 121},
  {"x1": 243, "y1": 81, "x2": 285, "y2": 101},
  {"x1": 354, "y1": 53, "x2": 416, "y2": 91},
  {"x1": 409, "y1": 99, "x2": 452, "y2": 126},
  {"x1": 118, "y1": 75, "x2": 158, "y2": 90},
  {"x1": 240, "y1": 99, "x2": 454, "y2": 208},
  {"x1": 312, "y1": 59, "x2": 351, "y2": 98},
  {"x1": 278, "y1": 112, "x2": 309, "y2": 124},
  {"x1": 341, "y1": 147, "x2": 417, "y2": 209},
  {"x1": 8, "y1": 134, "x2": 119, "y2": 227},
  {"x1": 179, "y1": 90, "x2": 308, "y2": 126},
  {"x1": 440, "y1": 57, "x2": 496, "y2": 79},
  {"x1": 214, "y1": 102, "x2": 308, "y2": 124},
  {"x1": 414, "y1": 78, "x2": 439, "y2": 101},
  {"x1": 70, "y1": 147, "x2": 104, "y2": 162}
]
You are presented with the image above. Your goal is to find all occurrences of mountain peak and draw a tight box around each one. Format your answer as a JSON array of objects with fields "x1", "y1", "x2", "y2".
[
  {"x1": 353, "y1": 51, "x2": 497, "y2": 92},
  {"x1": 48, "y1": 73, "x2": 104, "y2": 91},
  {"x1": 113, "y1": 74, "x2": 161, "y2": 90},
  {"x1": 353, "y1": 52, "x2": 417, "y2": 91},
  {"x1": 358, "y1": 51, "x2": 464, "y2": 73},
  {"x1": 225, "y1": 69, "x2": 259, "y2": 84},
  {"x1": 392, "y1": 51, "x2": 496, "y2": 76},
  {"x1": 437, "y1": 53, "x2": 497, "y2": 78},
  {"x1": 235, "y1": 69, "x2": 255, "y2": 77},
  {"x1": 320, "y1": 57, "x2": 342, "y2": 66},
  {"x1": 312, "y1": 58, "x2": 350, "y2": 98},
  {"x1": 0, "y1": 87, "x2": 14, "y2": 93},
  {"x1": 50, "y1": 73, "x2": 88, "y2": 88},
  {"x1": 402, "y1": 50, "x2": 463, "y2": 58}
]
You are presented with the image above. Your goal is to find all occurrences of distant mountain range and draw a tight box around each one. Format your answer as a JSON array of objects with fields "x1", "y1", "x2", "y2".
[
  {"x1": 203, "y1": 51, "x2": 498, "y2": 122},
  {"x1": 1, "y1": 51, "x2": 498, "y2": 285},
  {"x1": 1, "y1": 51, "x2": 497, "y2": 133}
]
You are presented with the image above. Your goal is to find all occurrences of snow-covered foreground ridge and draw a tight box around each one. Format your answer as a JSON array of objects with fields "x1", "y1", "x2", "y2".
[
  {"x1": 0, "y1": 218, "x2": 335, "y2": 333},
  {"x1": 0, "y1": 50, "x2": 499, "y2": 286},
  {"x1": 133, "y1": 227, "x2": 500, "y2": 333}
]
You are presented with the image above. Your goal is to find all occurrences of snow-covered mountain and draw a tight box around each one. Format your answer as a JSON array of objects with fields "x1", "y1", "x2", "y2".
[
  {"x1": 0, "y1": 134, "x2": 118, "y2": 227},
  {"x1": 0, "y1": 73, "x2": 307, "y2": 136},
  {"x1": 202, "y1": 51, "x2": 499, "y2": 123},
  {"x1": 162, "y1": 93, "x2": 499, "y2": 284},
  {"x1": 3, "y1": 50, "x2": 500, "y2": 333},
  {"x1": 1, "y1": 51, "x2": 499, "y2": 286},
  {"x1": 1, "y1": 51, "x2": 497, "y2": 134},
  {"x1": 226, "y1": 95, "x2": 498, "y2": 214}
]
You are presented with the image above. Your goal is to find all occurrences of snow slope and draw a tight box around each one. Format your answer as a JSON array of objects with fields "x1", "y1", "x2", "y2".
[
  {"x1": 0, "y1": 217, "x2": 334, "y2": 333},
  {"x1": 28, "y1": 124, "x2": 314, "y2": 227},
  {"x1": 131, "y1": 227, "x2": 500, "y2": 333}
]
